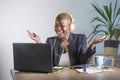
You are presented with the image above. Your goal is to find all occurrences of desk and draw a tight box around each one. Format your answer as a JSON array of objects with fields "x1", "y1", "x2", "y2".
[{"x1": 11, "y1": 67, "x2": 120, "y2": 80}]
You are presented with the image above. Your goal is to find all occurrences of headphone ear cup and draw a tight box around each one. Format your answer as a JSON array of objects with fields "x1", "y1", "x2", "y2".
[{"x1": 69, "y1": 24, "x2": 75, "y2": 31}]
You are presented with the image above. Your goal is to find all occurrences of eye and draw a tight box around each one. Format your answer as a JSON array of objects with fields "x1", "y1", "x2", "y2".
[
  {"x1": 55, "y1": 24, "x2": 60, "y2": 28},
  {"x1": 61, "y1": 25, "x2": 65, "y2": 28},
  {"x1": 60, "y1": 24, "x2": 67, "y2": 28}
]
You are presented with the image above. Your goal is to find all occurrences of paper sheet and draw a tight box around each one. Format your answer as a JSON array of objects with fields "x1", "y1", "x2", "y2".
[{"x1": 76, "y1": 67, "x2": 102, "y2": 74}]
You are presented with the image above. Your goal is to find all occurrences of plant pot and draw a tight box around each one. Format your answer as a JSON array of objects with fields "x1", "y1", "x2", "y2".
[{"x1": 104, "y1": 40, "x2": 119, "y2": 56}]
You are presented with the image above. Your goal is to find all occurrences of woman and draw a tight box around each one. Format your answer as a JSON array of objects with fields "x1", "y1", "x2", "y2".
[{"x1": 27, "y1": 12, "x2": 109, "y2": 66}]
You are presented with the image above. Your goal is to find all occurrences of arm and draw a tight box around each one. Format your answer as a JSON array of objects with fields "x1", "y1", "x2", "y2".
[
  {"x1": 77, "y1": 34, "x2": 90, "y2": 64},
  {"x1": 85, "y1": 35, "x2": 109, "y2": 63}
]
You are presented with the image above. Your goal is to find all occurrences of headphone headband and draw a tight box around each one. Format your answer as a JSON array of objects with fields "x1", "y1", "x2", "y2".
[
  {"x1": 54, "y1": 12, "x2": 75, "y2": 31},
  {"x1": 61, "y1": 12, "x2": 74, "y2": 23}
]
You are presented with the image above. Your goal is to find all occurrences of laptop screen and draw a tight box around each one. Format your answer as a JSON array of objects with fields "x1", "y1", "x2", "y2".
[{"x1": 13, "y1": 43, "x2": 53, "y2": 73}]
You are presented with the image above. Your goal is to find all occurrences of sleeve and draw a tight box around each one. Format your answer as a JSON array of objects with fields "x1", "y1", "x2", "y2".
[
  {"x1": 77, "y1": 34, "x2": 87, "y2": 64},
  {"x1": 46, "y1": 37, "x2": 60, "y2": 66},
  {"x1": 46, "y1": 37, "x2": 56, "y2": 55},
  {"x1": 46, "y1": 38, "x2": 56, "y2": 66},
  {"x1": 77, "y1": 34, "x2": 96, "y2": 64}
]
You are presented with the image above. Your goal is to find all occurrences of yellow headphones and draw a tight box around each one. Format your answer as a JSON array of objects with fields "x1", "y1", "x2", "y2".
[{"x1": 54, "y1": 12, "x2": 75, "y2": 31}]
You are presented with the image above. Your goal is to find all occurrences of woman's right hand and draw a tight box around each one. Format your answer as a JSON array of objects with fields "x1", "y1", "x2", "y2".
[{"x1": 27, "y1": 30, "x2": 41, "y2": 43}]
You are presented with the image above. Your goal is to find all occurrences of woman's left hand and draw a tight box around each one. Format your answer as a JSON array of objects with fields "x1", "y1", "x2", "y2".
[{"x1": 90, "y1": 35, "x2": 109, "y2": 49}]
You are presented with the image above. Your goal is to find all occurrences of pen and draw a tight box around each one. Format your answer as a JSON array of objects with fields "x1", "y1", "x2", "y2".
[{"x1": 83, "y1": 65, "x2": 86, "y2": 72}]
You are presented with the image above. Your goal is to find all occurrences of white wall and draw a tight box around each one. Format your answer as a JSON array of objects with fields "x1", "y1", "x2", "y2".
[{"x1": 0, "y1": 0, "x2": 119, "y2": 80}]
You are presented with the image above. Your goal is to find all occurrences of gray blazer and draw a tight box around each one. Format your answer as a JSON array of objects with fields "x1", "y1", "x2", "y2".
[{"x1": 46, "y1": 33, "x2": 95, "y2": 66}]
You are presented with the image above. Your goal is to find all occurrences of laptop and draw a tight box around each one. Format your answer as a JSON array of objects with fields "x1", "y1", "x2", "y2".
[{"x1": 13, "y1": 43, "x2": 54, "y2": 73}]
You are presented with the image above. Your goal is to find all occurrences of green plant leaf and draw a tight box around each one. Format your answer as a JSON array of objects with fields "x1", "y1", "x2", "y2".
[
  {"x1": 104, "y1": 5, "x2": 111, "y2": 22},
  {"x1": 91, "y1": 17, "x2": 106, "y2": 24},
  {"x1": 92, "y1": 3, "x2": 108, "y2": 22},
  {"x1": 113, "y1": 0, "x2": 118, "y2": 21}
]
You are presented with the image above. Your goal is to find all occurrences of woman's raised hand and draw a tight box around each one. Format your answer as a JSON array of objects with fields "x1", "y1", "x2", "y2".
[
  {"x1": 90, "y1": 35, "x2": 110, "y2": 49},
  {"x1": 27, "y1": 30, "x2": 41, "y2": 43}
]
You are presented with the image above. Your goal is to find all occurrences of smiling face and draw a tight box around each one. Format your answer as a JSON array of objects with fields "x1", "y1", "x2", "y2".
[{"x1": 54, "y1": 13, "x2": 72, "y2": 40}]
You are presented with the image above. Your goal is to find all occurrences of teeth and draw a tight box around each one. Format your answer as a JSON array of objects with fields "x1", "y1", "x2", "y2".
[{"x1": 58, "y1": 31, "x2": 63, "y2": 34}]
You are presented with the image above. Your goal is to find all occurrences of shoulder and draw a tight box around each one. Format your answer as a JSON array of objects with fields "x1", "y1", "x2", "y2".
[
  {"x1": 47, "y1": 36, "x2": 56, "y2": 40},
  {"x1": 46, "y1": 36, "x2": 57, "y2": 43},
  {"x1": 70, "y1": 33, "x2": 86, "y2": 38}
]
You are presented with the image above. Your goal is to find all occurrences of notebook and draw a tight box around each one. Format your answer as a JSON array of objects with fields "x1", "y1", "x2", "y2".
[{"x1": 13, "y1": 43, "x2": 54, "y2": 73}]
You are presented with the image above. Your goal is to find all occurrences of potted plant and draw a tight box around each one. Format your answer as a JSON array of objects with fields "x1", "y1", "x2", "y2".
[{"x1": 87, "y1": 0, "x2": 120, "y2": 56}]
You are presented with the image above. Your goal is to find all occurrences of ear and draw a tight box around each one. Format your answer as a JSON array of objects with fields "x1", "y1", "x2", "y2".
[{"x1": 69, "y1": 24, "x2": 75, "y2": 31}]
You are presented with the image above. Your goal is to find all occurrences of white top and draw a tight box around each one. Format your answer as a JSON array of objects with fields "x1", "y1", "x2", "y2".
[{"x1": 58, "y1": 51, "x2": 70, "y2": 66}]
